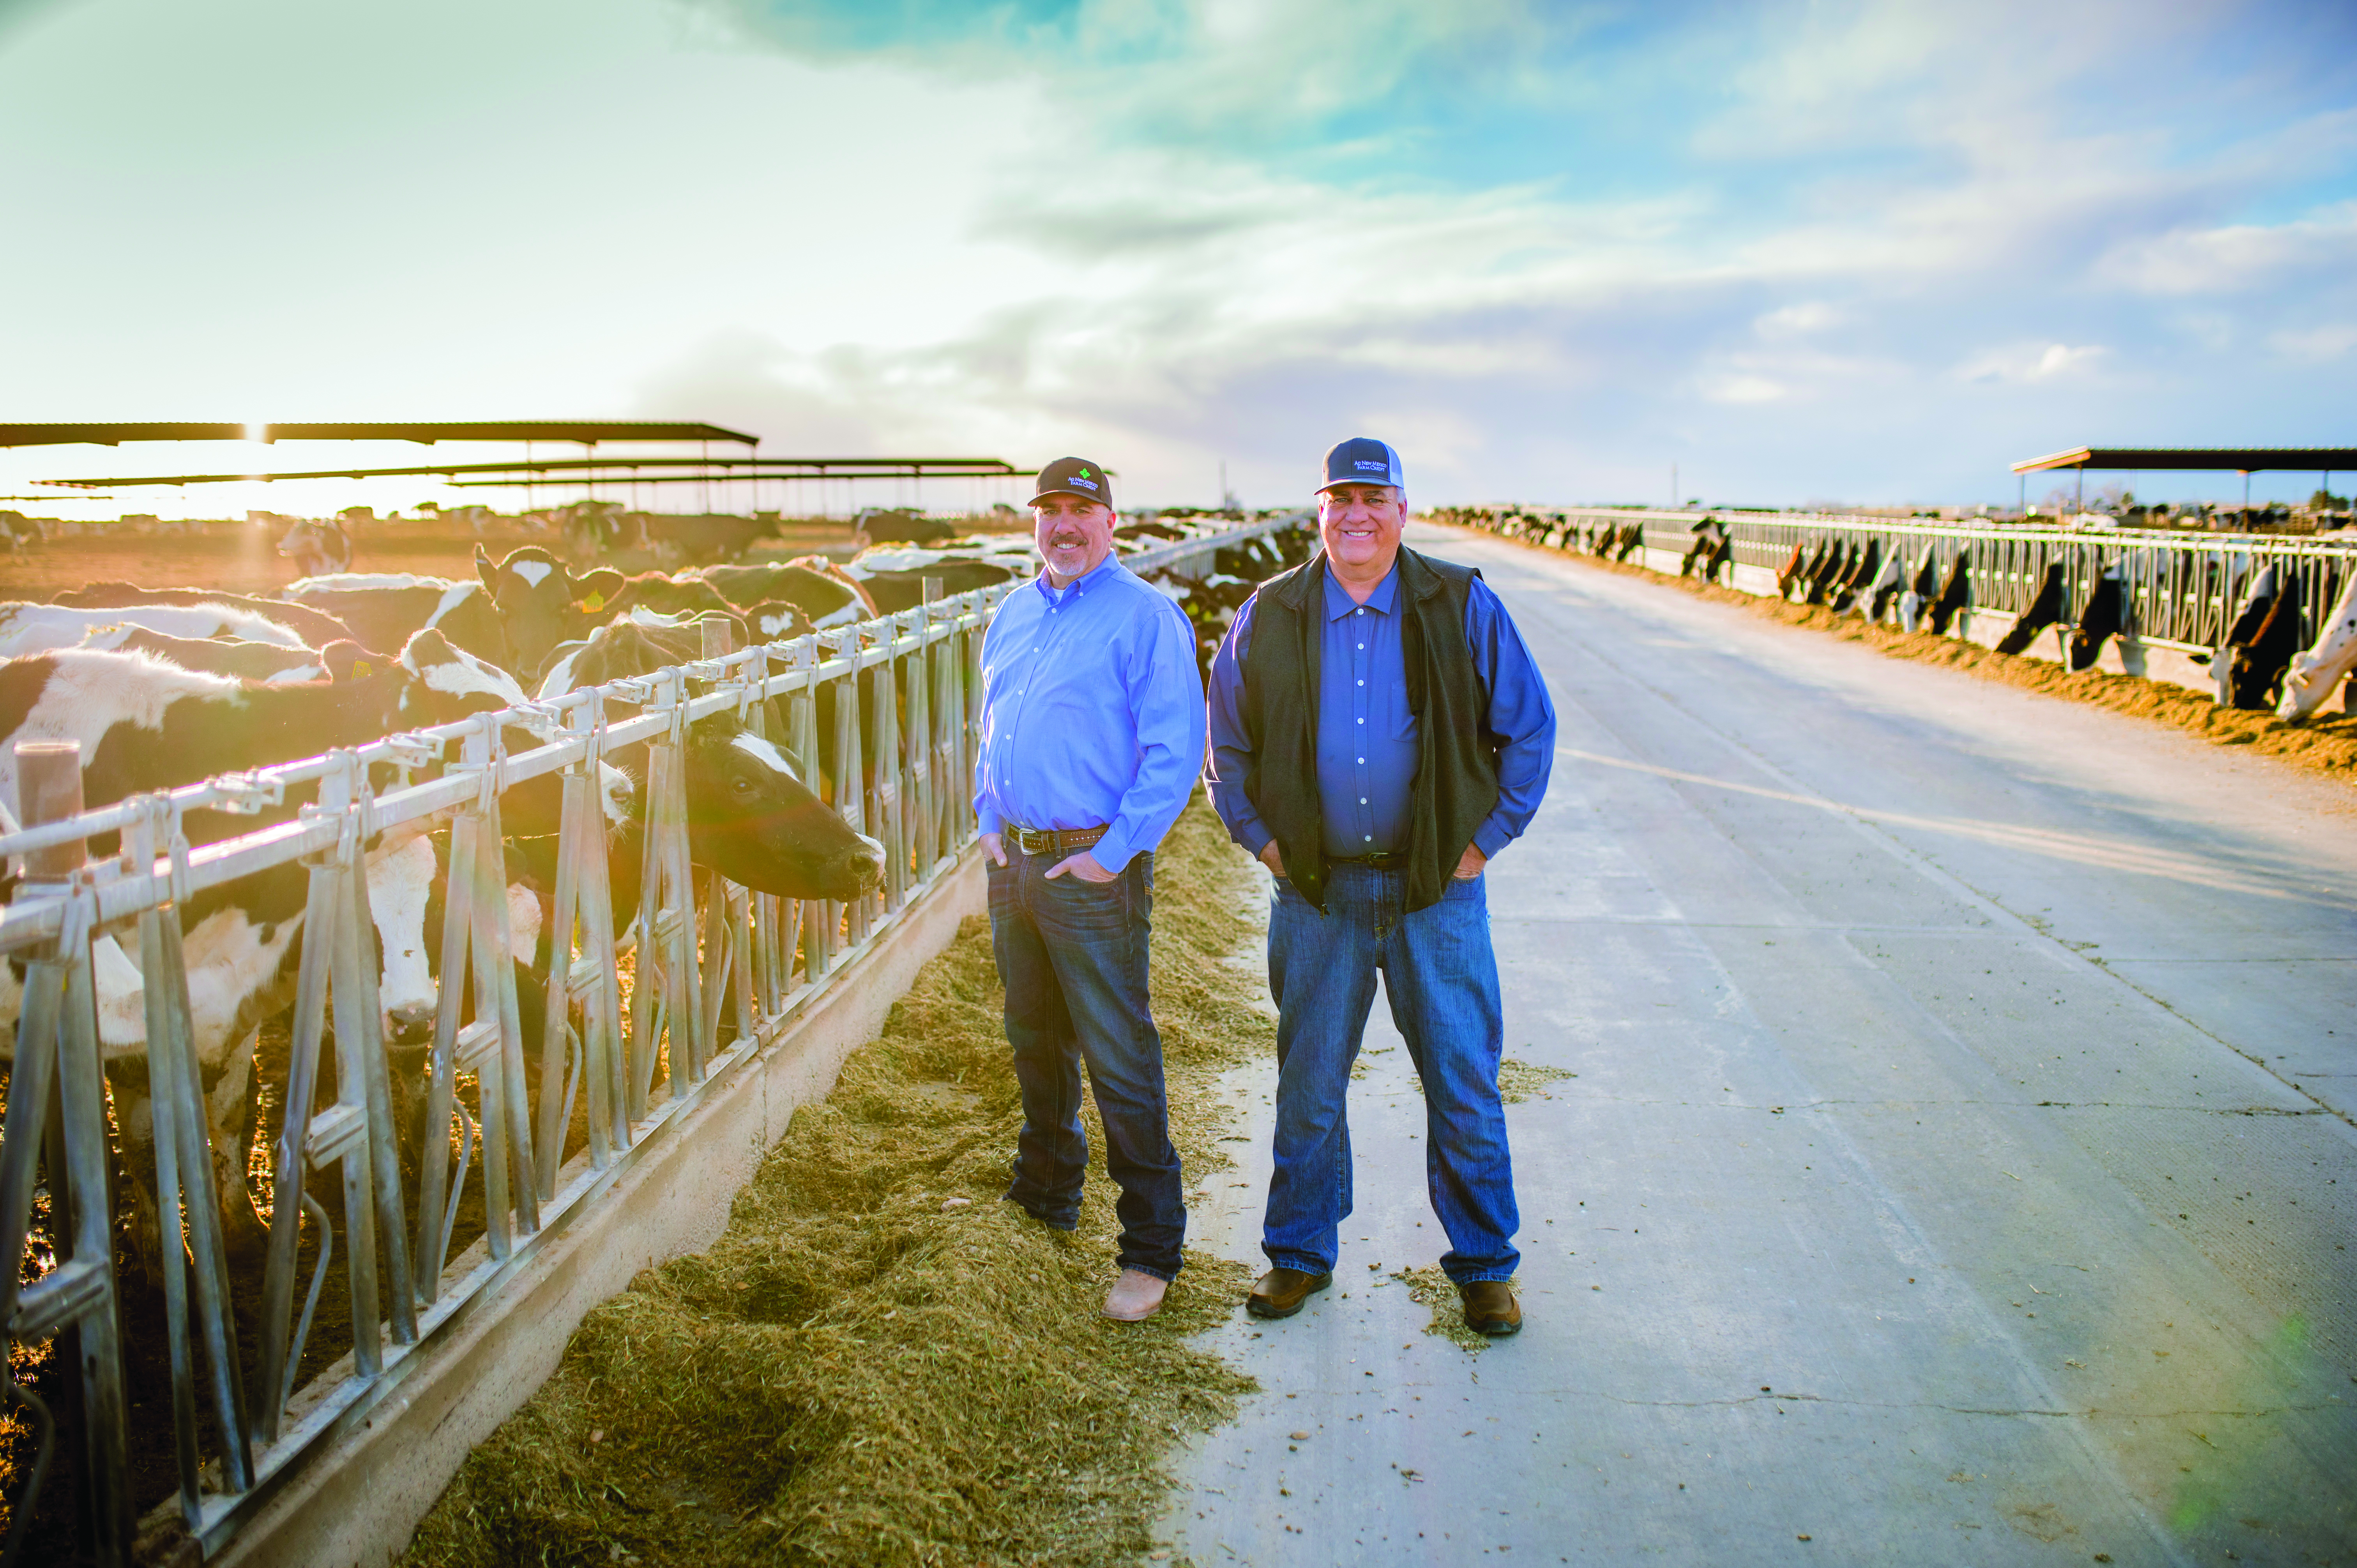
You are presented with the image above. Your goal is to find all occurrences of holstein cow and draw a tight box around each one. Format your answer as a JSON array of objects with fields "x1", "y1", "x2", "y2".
[
  {"x1": 1679, "y1": 517, "x2": 1729, "y2": 580},
  {"x1": 1995, "y1": 563, "x2": 2067, "y2": 657},
  {"x1": 52, "y1": 582, "x2": 365, "y2": 647},
  {"x1": 852, "y1": 560, "x2": 1021, "y2": 615},
  {"x1": 0, "y1": 634, "x2": 613, "y2": 1263},
  {"x1": 1864, "y1": 548, "x2": 1909, "y2": 622},
  {"x1": 2226, "y1": 567, "x2": 2308, "y2": 711},
  {"x1": 572, "y1": 568, "x2": 741, "y2": 623},
  {"x1": 1830, "y1": 539, "x2": 1882, "y2": 614},
  {"x1": 854, "y1": 507, "x2": 955, "y2": 546},
  {"x1": 2067, "y1": 564, "x2": 2131, "y2": 673},
  {"x1": 2277, "y1": 569, "x2": 2357, "y2": 720},
  {"x1": 278, "y1": 518, "x2": 354, "y2": 578},
  {"x1": 0, "y1": 600, "x2": 309, "y2": 659},
  {"x1": 538, "y1": 617, "x2": 887, "y2": 902},
  {"x1": 687, "y1": 560, "x2": 876, "y2": 625},
  {"x1": 1775, "y1": 542, "x2": 1810, "y2": 599},
  {"x1": 284, "y1": 572, "x2": 514, "y2": 669},
  {"x1": 1928, "y1": 549, "x2": 1972, "y2": 635},
  {"x1": 74, "y1": 625, "x2": 376, "y2": 683},
  {"x1": 473, "y1": 543, "x2": 583, "y2": 683},
  {"x1": 1897, "y1": 545, "x2": 1939, "y2": 633}
]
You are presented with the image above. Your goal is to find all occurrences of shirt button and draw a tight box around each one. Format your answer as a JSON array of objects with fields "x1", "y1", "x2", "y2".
[
  {"x1": 1356, "y1": 717, "x2": 1364, "y2": 724},
  {"x1": 1356, "y1": 679, "x2": 1364, "y2": 686},
  {"x1": 1360, "y1": 796, "x2": 1368, "y2": 804},
  {"x1": 1357, "y1": 757, "x2": 1364, "y2": 764},
  {"x1": 1363, "y1": 834, "x2": 1372, "y2": 842}
]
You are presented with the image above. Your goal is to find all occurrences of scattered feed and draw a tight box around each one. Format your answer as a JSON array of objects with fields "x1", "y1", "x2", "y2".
[
  {"x1": 400, "y1": 799, "x2": 1275, "y2": 1567},
  {"x1": 1497, "y1": 1058, "x2": 1573, "y2": 1104},
  {"x1": 1389, "y1": 1265, "x2": 1504, "y2": 1353}
]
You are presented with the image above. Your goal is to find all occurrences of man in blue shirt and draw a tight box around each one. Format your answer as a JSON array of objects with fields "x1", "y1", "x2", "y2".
[
  {"x1": 975, "y1": 456, "x2": 1207, "y2": 1323},
  {"x1": 1207, "y1": 438, "x2": 1556, "y2": 1336}
]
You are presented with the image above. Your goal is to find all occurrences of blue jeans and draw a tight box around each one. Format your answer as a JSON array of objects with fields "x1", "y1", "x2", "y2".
[
  {"x1": 988, "y1": 848, "x2": 1185, "y2": 1280},
  {"x1": 1264, "y1": 864, "x2": 1520, "y2": 1284}
]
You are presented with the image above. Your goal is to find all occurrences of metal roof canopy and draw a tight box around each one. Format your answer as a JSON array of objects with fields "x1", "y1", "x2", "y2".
[
  {"x1": 36, "y1": 456, "x2": 1028, "y2": 489},
  {"x1": 0, "y1": 420, "x2": 756, "y2": 449},
  {"x1": 2012, "y1": 446, "x2": 2357, "y2": 474},
  {"x1": 446, "y1": 467, "x2": 1035, "y2": 489}
]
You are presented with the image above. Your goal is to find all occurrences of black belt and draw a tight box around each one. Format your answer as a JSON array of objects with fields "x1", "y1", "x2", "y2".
[
  {"x1": 1327, "y1": 849, "x2": 1406, "y2": 869},
  {"x1": 1005, "y1": 823, "x2": 1109, "y2": 857}
]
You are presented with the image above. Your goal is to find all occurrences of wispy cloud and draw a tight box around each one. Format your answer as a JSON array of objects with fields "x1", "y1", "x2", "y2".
[{"x1": 2, "y1": 0, "x2": 2352, "y2": 514}]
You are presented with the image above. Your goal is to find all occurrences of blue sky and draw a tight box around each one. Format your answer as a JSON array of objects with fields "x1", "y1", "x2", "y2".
[{"x1": 1, "y1": 0, "x2": 2352, "y2": 516}]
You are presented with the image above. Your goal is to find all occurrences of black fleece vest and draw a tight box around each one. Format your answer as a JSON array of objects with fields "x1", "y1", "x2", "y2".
[{"x1": 1239, "y1": 547, "x2": 1500, "y2": 914}]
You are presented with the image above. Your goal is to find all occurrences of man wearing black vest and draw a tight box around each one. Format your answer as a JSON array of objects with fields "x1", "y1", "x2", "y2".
[{"x1": 1206, "y1": 438, "x2": 1556, "y2": 1336}]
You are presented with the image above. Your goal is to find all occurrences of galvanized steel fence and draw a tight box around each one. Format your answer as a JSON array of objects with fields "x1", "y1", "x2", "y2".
[
  {"x1": 1449, "y1": 508, "x2": 2357, "y2": 657},
  {"x1": 0, "y1": 518, "x2": 1289, "y2": 1565}
]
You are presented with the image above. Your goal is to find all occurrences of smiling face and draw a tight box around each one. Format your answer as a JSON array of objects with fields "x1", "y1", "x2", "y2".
[
  {"x1": 1031, "y1": 493, "x2": 1116, "y2": 586},
  {"x1": 1317, "y1": 482, "x2": 1407, "y2": 584}
]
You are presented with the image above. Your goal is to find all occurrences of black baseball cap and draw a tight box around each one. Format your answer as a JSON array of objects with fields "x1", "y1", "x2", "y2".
[{"x1": 1031, "y1": 456, "x2": 1113, "y2": 509}]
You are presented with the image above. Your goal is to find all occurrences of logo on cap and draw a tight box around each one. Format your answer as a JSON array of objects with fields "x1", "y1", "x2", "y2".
[
  {"x1": 1355, "y1": 459, "x2": 1387, "y2": 471},
  {"x1": 1070, "y1": 476, "x2": 1098, "y2": 490}
]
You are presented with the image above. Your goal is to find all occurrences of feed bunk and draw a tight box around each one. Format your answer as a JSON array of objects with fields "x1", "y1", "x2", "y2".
[{"x1": 1438, "y1": 507, "x2": 2357, "y2": 713}]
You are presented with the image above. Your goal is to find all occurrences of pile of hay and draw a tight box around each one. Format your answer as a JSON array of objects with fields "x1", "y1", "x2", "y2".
[
  {"x1": 401, "y1": 800, "x2": 1273, "y2": 1567},
  {"x1": 1481, "y1": 535, "x2": 2357, "y2": 783}
]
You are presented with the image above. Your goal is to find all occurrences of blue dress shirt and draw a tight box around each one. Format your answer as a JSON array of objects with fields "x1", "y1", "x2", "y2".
[
  {"x1": 974, "y1": 554, "x2": 1206, "y2": 873},
  {"x1": 1207, "y1": 557, "x2": 1555, "y2": 862}
]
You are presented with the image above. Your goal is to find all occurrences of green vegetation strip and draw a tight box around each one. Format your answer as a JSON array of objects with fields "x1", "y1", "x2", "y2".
[
  {"x1": 403, "y1": 800, "x2": 1272, "y2": 1567},
  {"x1": 1463, "y1": 529, "x2": 2357, "y2": 784}
]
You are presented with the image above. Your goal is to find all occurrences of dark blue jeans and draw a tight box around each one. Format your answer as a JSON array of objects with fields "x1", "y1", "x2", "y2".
[
  {"x1": 1264, "y1": 864, "x2": 1520, "y2": 1284},
  {"x1": 988, "y1": 848, "x2": 1185, "y2": 1280}
]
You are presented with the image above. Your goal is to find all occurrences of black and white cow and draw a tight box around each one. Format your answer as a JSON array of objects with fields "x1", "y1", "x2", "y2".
[
  {"x1": 538, "y1": 618, "x2": 887, "y2": 902},
  {"x1": 0, "y1": 600, "x2": 310, "y2": 659},
  {"x1": 284, "y1": 573, "x2": 514, "y2": 669},
  {"x1": 277, "y1": 518, "x2": 353, "y2": 578},
  {"x1": 52, "y1": 582, "x2": 366, "y2": 648},
  {"x1": 1995, "y1": 563, "x2": 2067, "y2": 656},
  {"x1": 1927, "y1": 549, "x2": 1972, "y2": 635},
  {"x1": 473, "y1": 543, "x2": 581, "y2": 683},
  {"x1": 686, "y1": 560, "x2": 874, "y2": 626},
  {"x1": 2278, "y1": 570, "x2": 2357, "y2": 720}
]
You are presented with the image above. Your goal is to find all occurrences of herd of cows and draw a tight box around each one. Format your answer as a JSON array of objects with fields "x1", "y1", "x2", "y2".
[
  {"x1": 0, "y1": 513, "x2": 1311, "y2": 1280},
  {"x1": 1439, "y1": 507, "x2": 2357, "y2": 722}
]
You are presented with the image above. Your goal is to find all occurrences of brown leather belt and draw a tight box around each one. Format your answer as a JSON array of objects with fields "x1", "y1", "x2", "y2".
[{"x1": 1005, "y1": 822, "x2": 1109, "y2": 857}]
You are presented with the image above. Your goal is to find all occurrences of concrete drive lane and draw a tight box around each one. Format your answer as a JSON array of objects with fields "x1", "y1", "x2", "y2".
[{"x1": 1161, "y1": 523, "x2": 2356, "y2": 1566}]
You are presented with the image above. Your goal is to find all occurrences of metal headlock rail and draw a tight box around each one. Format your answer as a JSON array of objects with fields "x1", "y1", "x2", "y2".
[
  {"x1": 0, "y1": 516, "x2": 1295, "y2": 1565},
  {"x1": 1447, "y1": 507, "x2": 2357, "y2": 660}
]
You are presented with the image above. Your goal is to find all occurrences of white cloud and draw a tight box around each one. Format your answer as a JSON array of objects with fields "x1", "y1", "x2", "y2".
[
  {"x1": 1954, "y1": 342, "x2": 2108, "y2": 384},
  {"x1": 2098, "y1": 202, "x2": 2357, "y2": 295},
  {"x1": 2267, "y1": 323, "x2": 2357, "y2": 362}
]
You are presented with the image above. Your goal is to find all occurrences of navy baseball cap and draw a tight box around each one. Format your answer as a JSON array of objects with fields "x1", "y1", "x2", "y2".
[
  {"x1": 1031, "y1": 456, "x2": 1113, "y2": 508},
  {"x1": 1320, "y1": 436, "x2": 1404, "y2": 492}
]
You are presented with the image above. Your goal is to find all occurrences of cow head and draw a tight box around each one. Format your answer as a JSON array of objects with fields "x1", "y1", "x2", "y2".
[
  {"x1": 397, "y1": 627, "x2": 532, "y2": 726},
  {"x1": 477, "y1": 544, "x2": 581, "y2": 683},
  {"x1": 680, "y1": 717, "x2": 885, "y2": 902}
]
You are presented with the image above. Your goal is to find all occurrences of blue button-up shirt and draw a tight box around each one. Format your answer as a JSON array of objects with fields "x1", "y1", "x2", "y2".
[
  {"x1": 1207, "y1": 558, "x2": 1555, "y2": 862},
  {"x1": 974, "y1": 554, "x2": 1205, "y2": 873}
]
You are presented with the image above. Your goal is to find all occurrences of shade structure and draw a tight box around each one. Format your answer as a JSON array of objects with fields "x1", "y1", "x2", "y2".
[
  {"x1": 0, "y1": 420, "x2": 757, "y2": 449},
  {"x1": 34, "y1": 456, "x2": 1029, "y2": 489},
  {"x1": 2012, "y1": 446, "x2": 2357, "y2": 474}
]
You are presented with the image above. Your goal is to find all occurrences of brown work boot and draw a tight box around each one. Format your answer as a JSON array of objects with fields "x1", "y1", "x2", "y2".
[
  {"x1": 1459, "y1": 1279, "x2": 1522, "y2": 1337},
  {"x1": 1102, "y1": 1269, "x2": 1170, "y2": 1322},
  {"x1": 1246, "y1": 1267, "x2": 1332, "y2": 1319}
]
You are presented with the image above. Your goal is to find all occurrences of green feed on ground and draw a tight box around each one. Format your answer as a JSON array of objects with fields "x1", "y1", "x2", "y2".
[
  {"x1": 1466, "y1": 529, "x2": 2357, "y2": 784},
  {"x1": 1390, "y1": 1265, "x2": 1502, "y2": 1353},
  {"x1": 401, "y1": 800, "x2": 1272, "y2": 1568}
]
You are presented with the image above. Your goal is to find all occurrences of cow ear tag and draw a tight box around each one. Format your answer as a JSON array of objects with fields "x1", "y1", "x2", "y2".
[
  {"x1": 351, "y1": 660, "x2": 371, "y2": 678},
  {"x1": 584, "y1": 591, "x2": 606, "y2": 612}
]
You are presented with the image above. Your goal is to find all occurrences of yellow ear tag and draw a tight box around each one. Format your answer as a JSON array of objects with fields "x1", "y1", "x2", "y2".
[
  {"x1": 584, "y1": 592, "x2": 606, "y2": 611},
  {"x1": 350, "y1": 660, "x2": 371, "y2": 678}
]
